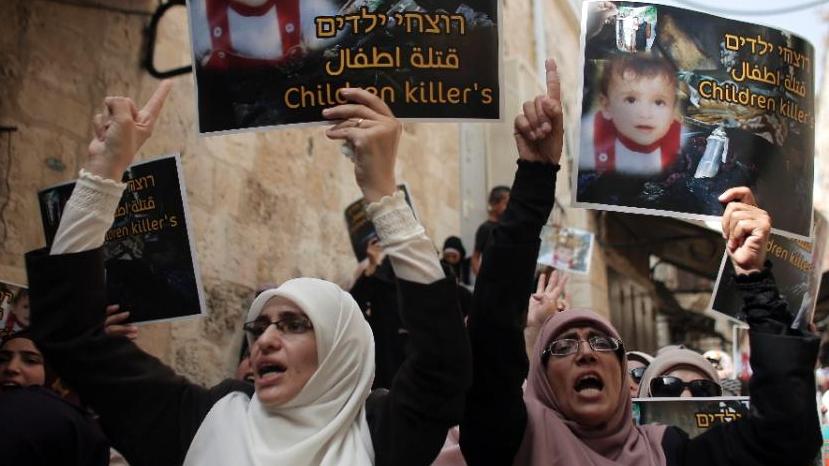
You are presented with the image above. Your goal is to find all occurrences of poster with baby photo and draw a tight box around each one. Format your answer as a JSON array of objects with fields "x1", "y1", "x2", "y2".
[
  {"x1": 709, "y1": 211, "x2": 826, "y2": 331},
  {"x1": 574, "y1": 1, "x2": 814, "y2": 241},
  {"x1": 37, "y1": 155, "x2": 206, "y2": 325},
  {"x1": 0, "y1": 280, "x2": 28, "y2": 342},
  {"x1": 632, "y1": 397, "x2": 749, "y2": 438},
  {"x1": 186, "y1": 0, "x2": 501, "y2": 135},
  {"x1": 344, "y1": 184, "x2": 416, "y2": 262},
  {"x1": 537, "y1": 225, "x2": 595, "y2": 275}
]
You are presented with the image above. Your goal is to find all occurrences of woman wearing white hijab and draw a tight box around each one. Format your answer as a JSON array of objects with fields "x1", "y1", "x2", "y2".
[{"x1": 25, "y1": 83, "x2": 470, "y2": 466}]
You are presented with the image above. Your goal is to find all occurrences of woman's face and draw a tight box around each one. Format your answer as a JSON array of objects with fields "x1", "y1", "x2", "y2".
[
  {"x1": 545, "y1": 326, "x2": 623, "y2": 428},
  {"x1": 0, "y1": 337, "x2": 45, "y2": 388},
  {"x1": 250, "y1": 297, "x2": 318, "y2": 406},
  {"x1": 665, "y1": 365, "x2": 713, "y2": 398}
]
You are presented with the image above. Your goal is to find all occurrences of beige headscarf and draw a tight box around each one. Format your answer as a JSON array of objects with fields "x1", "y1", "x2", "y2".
[
  {"x1": 184, "y1": 277, "x2": 375, "y2": 466},
  {"x1": 638, "y1": 348, "x2": 720, "y2": 398},
  {"x1": 515, "y1": 308, "x2": 667, "y2": 466}
]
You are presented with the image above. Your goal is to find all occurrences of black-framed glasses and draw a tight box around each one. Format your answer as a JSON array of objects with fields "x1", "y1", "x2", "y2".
[
  {"x1": 629, "y1": 366, "x2": 647, "y2": 384},
  {"x1": 649, "y1": 376, "x2": 722, "y2": 397},
  {"x1": 542, "y1": 336, "x2": 622, "y2": 361},
  {"x1": 243, "y1": 315, "x2": 314, "y2": 339}
]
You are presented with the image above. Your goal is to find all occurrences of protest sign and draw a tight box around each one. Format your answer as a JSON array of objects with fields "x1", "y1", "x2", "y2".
[
  {"x1": 344, "y1": 184, "x2": 414, "y2": 262},
  {"x1": 574, "y1": 1, "x2": 814, "y2": 240},
  {"x1": 710, "y1": 212, "x2": 826, "y2": 330},
  {"x1": 38, "y1": 155, "x2": 206, "y2": 324},
  {"x1": 0, "y1": 280, "x2": 28, "y2": 341},
  {"x1": 186, "y1": 0, "x2": 501, "y2": 134},
  {"x1": 632, "y1": 396, "x2": 749, "y2": 437},
  {"x1": 537, "y1": 225, "x2": 595, "y2": 274}
]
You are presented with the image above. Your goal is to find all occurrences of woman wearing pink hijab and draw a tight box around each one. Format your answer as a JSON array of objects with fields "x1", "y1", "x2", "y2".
[{"x1": 459, "y1": 59, "x2": 820, "y2": 466}]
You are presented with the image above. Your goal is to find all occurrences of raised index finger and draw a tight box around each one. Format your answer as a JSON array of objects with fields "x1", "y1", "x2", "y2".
[
  {"x1": 140, "y1": 80, "x2": 173, "y2": 121},
  {"x1": 545, "y1": 59, "x2": 560, "y2": 101}
]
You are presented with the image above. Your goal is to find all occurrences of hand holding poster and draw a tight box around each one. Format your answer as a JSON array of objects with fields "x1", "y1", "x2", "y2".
[
  {"x1": 186, "y1": 0, "x2": 501, "y2": 134},
  {"x1": 710, "y1": 212, "x2": 826, "y2": 330},
  {"x1": 38, "y1": 155, "x2": 206, "y2": 324},
  {"x1": 574, "y1": 1, "x2": 814, "y2": 240}
]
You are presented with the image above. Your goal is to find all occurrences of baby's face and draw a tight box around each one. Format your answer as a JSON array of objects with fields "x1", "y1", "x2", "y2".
[{"x1": 601, "y1": 71, "x2": 676, "y2": 147}]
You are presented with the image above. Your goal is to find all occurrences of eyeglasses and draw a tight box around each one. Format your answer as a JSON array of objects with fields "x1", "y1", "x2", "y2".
[
  {"x1": 542, "y1": 336, "x2": 621, "y2": 361},
  {"x1": 243, "y1": 315, "x2": 314, "y2": 339},
  {"x1": 629, "y1": 366, "x2": 647, "y2": 384},
  {"x1": 649, "y1": 376, "x2": 722, "y2": 397}
]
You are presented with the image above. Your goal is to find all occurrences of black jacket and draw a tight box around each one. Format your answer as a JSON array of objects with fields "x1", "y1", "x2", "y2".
[
  {"x1": 26, "y1": 247, "x2": 471, "y2": 466},
  {"x1": 459, "y1": 160, "x2": 821, "y2": 466}
]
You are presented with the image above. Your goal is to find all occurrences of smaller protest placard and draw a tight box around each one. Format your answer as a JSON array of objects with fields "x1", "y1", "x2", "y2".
[
  {"x1": 537, "y1": 225, "x2": 595, "y2": 274},
  {"x1": 709, "y1": 212, "x2": 826, "y2": 330},
  {"x1": 0, "y1": 280, "x2": 28, "y2": 342},
  {"x1": 38, "y1": 155, "x2": 206, "y2": 324},
  {"x1": 344, "y1": 184, "x2": 415, "y2": 262},
  {"x1": 632, "y1": 397, "x2": 750, "y2": 437}
]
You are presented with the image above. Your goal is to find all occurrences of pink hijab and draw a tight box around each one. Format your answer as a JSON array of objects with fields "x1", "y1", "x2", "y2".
[{"x1": 514, "y1": 309, "x2": 667, "y2": 466}]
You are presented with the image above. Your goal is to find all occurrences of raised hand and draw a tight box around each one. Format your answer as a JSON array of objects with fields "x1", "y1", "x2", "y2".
[
  {"x1": 514, "y1": 59, "x2": 564, "y2": 165},
  {"x1": 86, "y1": 80, "x2": 173, "y2": 181},
  {"x1": 323, "y1": 89, "x2": 402, "y2": 203},
  {"x1": 719, "y1": 187, "x2": 770, "y2": 275},
  {"x1": 527, "y1": 270, "x2": 570, "y2": 329}
]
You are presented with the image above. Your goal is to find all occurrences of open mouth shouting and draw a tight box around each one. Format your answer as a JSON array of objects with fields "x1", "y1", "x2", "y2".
[
  {"x1": 256, "y1": 361, "x2": 287, "y2": 384},
  {"x1": 574, "y1": 371, "x2": 605, "y2": 399}
]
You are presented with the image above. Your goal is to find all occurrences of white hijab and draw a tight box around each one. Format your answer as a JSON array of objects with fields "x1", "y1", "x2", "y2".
[{"x1": 184, "y1": 278, "x2": 376, "y2": 466}]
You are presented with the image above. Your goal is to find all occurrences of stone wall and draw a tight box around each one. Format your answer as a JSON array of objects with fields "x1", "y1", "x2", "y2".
[{"x1": 0, "y1": 0, "x2": 463, "y2": 385}]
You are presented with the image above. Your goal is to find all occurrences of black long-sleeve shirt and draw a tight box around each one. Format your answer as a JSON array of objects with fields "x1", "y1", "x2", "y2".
[
  {"x1": 26, "y1": 247, "x2": 471, "y2": 466},
  {"x1": 460, "y1": 160, "x2": 821, "y2": 466}
]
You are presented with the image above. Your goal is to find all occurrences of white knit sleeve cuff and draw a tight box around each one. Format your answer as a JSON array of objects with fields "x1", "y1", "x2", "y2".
[
  {"x1": 366, "y1": 191, "x2": 423, "y2": 246},
  {"x1": 70, "y1": 169, "x2": 128, "y2": 215},
  {"x1": 50, "y1": 169, "x2": 127, "y2": 255}
]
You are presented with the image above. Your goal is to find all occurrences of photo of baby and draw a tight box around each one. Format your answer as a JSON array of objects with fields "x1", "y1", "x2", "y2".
[{"x1": 580, "y1": 54, "x2": 681, "y2": 177}]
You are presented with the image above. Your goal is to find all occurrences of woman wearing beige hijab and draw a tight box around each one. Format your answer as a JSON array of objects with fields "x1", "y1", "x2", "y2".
[{"x1": 459, "y1": 59, "x2": 821, "y2": 466}]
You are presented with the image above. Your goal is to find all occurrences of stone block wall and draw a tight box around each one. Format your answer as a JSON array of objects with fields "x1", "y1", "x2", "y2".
[{"x1": 0, "y1": 0, "x2": 461, "y2": 385}]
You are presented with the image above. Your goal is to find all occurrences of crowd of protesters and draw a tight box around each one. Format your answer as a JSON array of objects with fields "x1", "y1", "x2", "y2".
[{"x1": 0, "y1": 57, "x2": 822, "y2": 466}]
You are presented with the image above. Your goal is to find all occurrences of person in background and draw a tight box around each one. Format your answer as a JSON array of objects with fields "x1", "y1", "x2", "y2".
[
  {"x1": 441, "y1": 236, "x2": 471, "y2": 287},
  {"x1": 626, "y1": 350, "x2": 653, "y2": 397},
  {"x1": 638, "y1": 348, "x2": 721, "y2": 398},
  {"x1": 349, "y1": 239, "x2": 408, "y2": 389},
  {"x1": 471, "y1": 186, "x2": 510, "y2": 276},
  {"x1": 0, "y1": 331, "x2": 110, "y2": 466}
]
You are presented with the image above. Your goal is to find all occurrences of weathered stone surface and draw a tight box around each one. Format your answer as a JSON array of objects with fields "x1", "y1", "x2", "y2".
[{"x1": 0, "y1": 0, "x2": 462, "y2": 387}]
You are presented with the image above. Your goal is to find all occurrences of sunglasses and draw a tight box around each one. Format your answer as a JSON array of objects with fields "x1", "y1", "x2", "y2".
[
  {"x1": 629, "y1": 366, "x2": 647, "y2": 384},
  {"x1": 649, "y1": 376, "x2": 722, "y2": 397}
]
